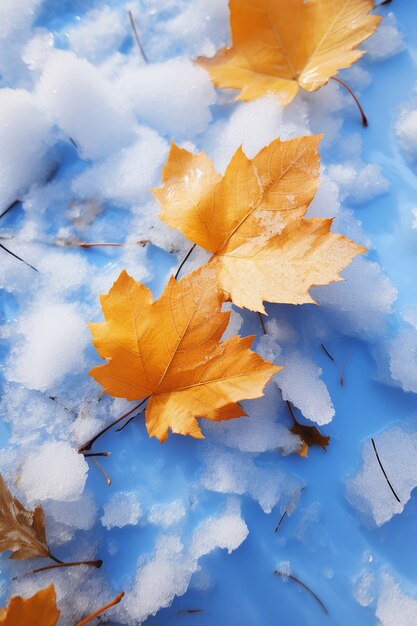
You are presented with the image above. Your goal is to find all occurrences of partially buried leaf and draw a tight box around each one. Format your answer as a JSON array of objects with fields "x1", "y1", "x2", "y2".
[
  {"x1": 291, "y1": 421, "x2": 330, "y2": 457},
  {"x1": 0, "y1": 474, "x2": 50, "y2": 560},
  {"x1": 0, "y1": 585, "x2": 60, "y2": 626},
  {"x1": 153, "y1": 136, "x2": 366, "y2": 314},
  {"x1": 198, "y1": 0, "x2": 381, "y2": 104},
  {"x1": 89, "y1": 264, "x2": 280, "y2": 442}
]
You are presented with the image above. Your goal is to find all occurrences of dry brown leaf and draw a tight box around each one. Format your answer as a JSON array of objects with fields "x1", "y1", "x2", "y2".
[
  {"x1": 0, "y1": 585, "x2": 60, "y2": 626},
  {"x1": 198, "y1": 0, "x2": 381, "y2": 104},
  {"x1": 286, "y1": 401, "x2": 330, "y2": 457},
  {"x1": 153, "y1": 136, "x2": 366, "y2": 314},
  {"x1": 89, "y1": 264, "x2": 280, "y2": 442},
  {"x1": 291, "y1": 421, "x2": 330, "y2": 457},
  {"x1": 0, "y1": 474, "x2": 50, "y2": 561}
]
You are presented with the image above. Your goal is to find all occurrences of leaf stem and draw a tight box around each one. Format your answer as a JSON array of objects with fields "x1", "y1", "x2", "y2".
[
  {"x1": 16, "y1": 559, "x2": 103, "y2": 579},
  {"x1": 128, "y1": 10, "x2": 148, "y2": 63},
  {"x1": 92, "y1": 457, "x2": 112, "y2": 487},
  {"x1": 174, "y1": 244, "x2": 196, "y2": 280},
  {"x1": 75, "y1": 591, "x2": 125, "y2": 626},
  {"x1": 79, "y1": 397, "x2": 149, "y2": 453},
  {"x1": 274, "y1": 570, "x2": 328, "y2": 614},
  {"x1": 330, "y1": 76, "x2": 368, "y2": 127},
  {"x1": 371, "y1": 437, "x2": 401, "y2": 503}
]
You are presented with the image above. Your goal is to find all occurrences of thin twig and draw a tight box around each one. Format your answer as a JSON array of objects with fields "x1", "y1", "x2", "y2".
[
  {"x1": 174, "y1": 244, "x2": 196, "y2": 280},
  {"x1": 176, "y1": 609, "x2": 204, "y2": 615},
  {"x1": 83, "y1": 452, "x2": 111, "y2": 458},
  {"x1": 258, "y1": 311, "x2": 267, "y2": 335},
  {"x1": 0, "y1": 199, "x2": 19, "y2": 220},
  {"x1": 371, "y1": 437, "x2": 401, "y2": 503},
  {"x1": 116, "y1": 406, "x2": 146, "y2": 431},
  {"x1": 79, "y1": 398, "x2": 149, "y2": 452},
  {"x1": 321, "y1": 343, "x2": 334, "y2": 362},
  {"x1": 79, "y1": 242, "x2": 123, "y2": 248},
  {"x1": 92, "y1": 457, "x2": 112, "y2": 487},
  {"x1": 274, "y1": 571, "x2": 328, "y2": 614},
  {"x1": 75, "y1": 592, "x2": 125, "y2": 626},
  {"x1": 331, "y1": 76, "x2": 368, "y2": 127},
  {"x1": 128, "y1": 10, "x2": 148, "y2": 63},
  {"x1": 0, "y1": 243, "x2": 38, "y2": 272},
  {"x1": 274, "y1": 510, "x2": 287, "y2": 533}
]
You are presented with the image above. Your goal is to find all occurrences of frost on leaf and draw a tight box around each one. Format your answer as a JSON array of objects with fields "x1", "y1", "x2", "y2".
[{"x1": 153, "y1": 136, "x2": 366, "y2": 313}]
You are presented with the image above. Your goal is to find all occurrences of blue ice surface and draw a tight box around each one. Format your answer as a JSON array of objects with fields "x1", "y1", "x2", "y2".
[{"x1": 1, "y1": 1, "x2": 417, "y2": 625}]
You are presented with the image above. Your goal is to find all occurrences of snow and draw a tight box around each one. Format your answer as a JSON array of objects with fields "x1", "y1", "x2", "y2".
[
  {"x1": 72, "y1": 127, "x2": 168, "y2": 206},
  {"x1": 101, "y1": 492, "x2": 142, "y2": 530},
  {"x1": 0, "y1": 88, "x2": 51, "y2": 209},
  {"x1": 375, "y1": 573, "x2": 417, "y2": 626},
  {"x1": 200, "y1": 446, "x2": 303, "y2": 513},
  {"x1": 190, "y1": 498, "x2": 248, "y2": 559},
  {"x1": 66, "y1": 7, "x2": 126, "y2": 63},
  {"x1": 148, "y1": 501, "x2": 186, "y2": 528},
  {"x1": 36, "y1": 50, "x2": 136, "y2": 160},
  {"x1": 364, "y1": 13, "x2": 405, "y2": 61},
  {"x1": 346, "y1": 426, "x2": 417, "y2": 527},
  {"x1": 19, "y1": 441, "x2": 88, "y2": 503},
  {"x1": 277, "y1": 352, "x2": 334, "y2": 425},
  {"x1": 314, "y1": 257, "x2": 397, "y2": 338},
  {"x1": 8, "y1": 302, "x2": 89, "y2": 392},
  {"x1": 114, "y1": 58, "x2": 216, "y2": 139}
]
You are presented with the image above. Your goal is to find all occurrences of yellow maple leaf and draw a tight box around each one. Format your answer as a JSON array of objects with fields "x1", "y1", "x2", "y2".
[
  {"x1": 89, "y1": 265, "x2": 280, "y2": 442},
  {"x1": 198, "y1": 0, "x2": 381, "y2": 104},
  {"x1": 152, "y1": 135, "x2": 366, "y2": 314},
  {"x1": 0, "y1": 585, "x2": 60, "y2": 626}
]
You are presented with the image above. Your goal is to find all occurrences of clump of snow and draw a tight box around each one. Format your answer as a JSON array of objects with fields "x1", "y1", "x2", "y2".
[
  {"x1": 46, "y1": 492, "x2": 98, "y2": 544},
  {"x1": 0, "y1": 0, "x2": 43, "y2": 83},
  {"x1": 364, "y1": 13, "x2": 405, "y2": 61},
  {"x1": 101, "y1": 492, "x2": 142, "y2": 530},
  {"x1": 201, "y1": 446, "x2": 303, "y2": 513},
  {"x1": 376, "y1": 572, "x2": 417, "y2": 626},
  {"x1": 327, "y1": 161, "x2": 389, "y2": 204},
  {"x1": 0, "y1": 88, "x2": 51, "y2": 209},
  {"x1": 388, "y1": 331, "x2": 417, "y2": 394},
  {"x1": 121, "y1": 498, "x2": 247, "y2": 624},
  {"x1": 36, "y1": 50, "x2": 135, "y2": 160},
  {"x1": 67, "y1": 7, "x2": 126, "y2": 63},
  {"x1": 346, "y1": 426, "x2": 417, "y2": 527},
  {"x1": 19, "y1": 441, "x2": 88, "y2": 503},
  {"x1": 122, "y1": 535, "x2": 196, "y2": 624},
  {"x1": 277, "y1": 352, "x2": 334, "y2": 425},
  {"x1": 8, "y1": 302, "x2": 89, "y2": 392},
  {"x1": 204, "y1": 95, "x2": 309, "y2": 172},
  {"x1": 148, "y1": 502, "x2": 186, "y2": 528},
  {"x1": 72, "y1": 127, "x2": 168, "y2": 205},
  {"x1": 396, "y1": 95, "x2": 417, "y2": 159},
  {"x1": 203, "y1": 383, "x2": 300, "y2": 455},
  {"x1": 190, "y1": 498, "x2": 248, "y2": 559},
  {"x1": 314, "y1": 257, "x2": 397, "y2": 338},
  {"x1": 354, "y1": 570, "x2": 375, "y2": 607},
  {"x1": 114, "y1": 58, "x2": 216, "y2": 139}
]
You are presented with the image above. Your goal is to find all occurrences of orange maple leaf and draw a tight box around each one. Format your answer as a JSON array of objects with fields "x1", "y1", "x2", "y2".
[
  {"x1": 152, "y1": 135, "x2": 366, "y2": 314},
  {"x1": 198, "y1": 0, "x2": 381, "y2": 104},
  {"x1": 89, "y1": 265, "x2": 280, "y2": 442},
  {"x1": 0, "y1": 585, "x2": 60, "y2": 626}
]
